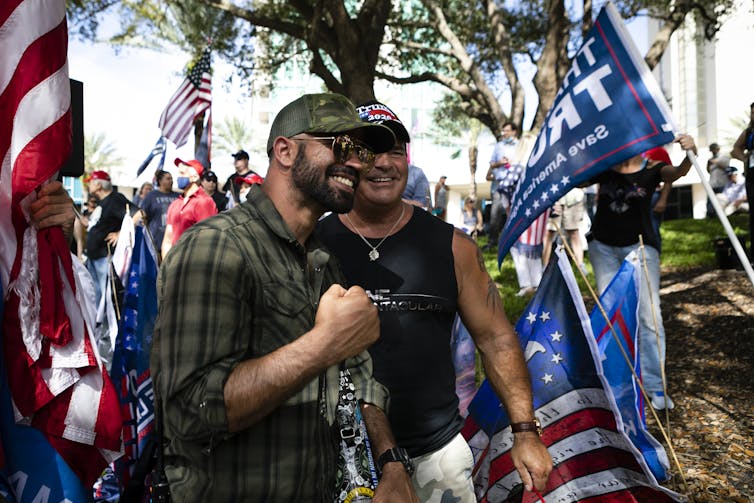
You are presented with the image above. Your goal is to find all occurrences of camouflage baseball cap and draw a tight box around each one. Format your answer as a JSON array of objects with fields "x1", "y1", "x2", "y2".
[{"x1": 266, "y1": 93, "x2": 395, "y2": 154}]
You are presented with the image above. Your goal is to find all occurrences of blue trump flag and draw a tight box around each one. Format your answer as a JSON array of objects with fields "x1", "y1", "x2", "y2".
[
  {"x1": 498, "y1": 2, "x2": 676, "y2": 263},
  {"x1": 461, "y1": 248, "x2": 682, "y2": 502},
  {"x1": 109, "y1": 227, "x2": 158, "y2": 496},
  {"x1": 0, "y1": 279, "x2": 89, "y2": 503},
  {"x1": 589, "y1": 251, "x2": 671, "y2": 482},
  {"x1": 136, "y1": 136, "x2": 167, "y2": 177}
]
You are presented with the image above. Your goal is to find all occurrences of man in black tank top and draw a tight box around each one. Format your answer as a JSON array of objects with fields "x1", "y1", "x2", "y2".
[{"x1": 318, "y1": 101, "x2": 552, "y2": 501}]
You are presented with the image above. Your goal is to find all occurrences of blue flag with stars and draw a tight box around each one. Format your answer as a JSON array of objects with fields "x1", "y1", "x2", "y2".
[
  {"x1": 590, "y1": 251, "x2": 671, "y2": 482},
  {"x1": 109, "y1": 227, "x2": 158, "y2": 495},
  {"x1": 497, "y1": 2, "x2": 676, "y2": 262},
  {"x1": 462, "y1": 248, "x2": 682, "y2": 502}
]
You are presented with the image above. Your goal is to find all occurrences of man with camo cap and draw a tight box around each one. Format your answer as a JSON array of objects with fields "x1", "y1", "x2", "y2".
[{"x1": 152, "y1": 93, "x2": 419, "y2": 501}]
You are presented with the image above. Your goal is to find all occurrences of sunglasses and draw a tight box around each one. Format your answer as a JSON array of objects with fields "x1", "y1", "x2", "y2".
[{"x1": 294, "y1": 135, "x2": 375, "y2": 170}]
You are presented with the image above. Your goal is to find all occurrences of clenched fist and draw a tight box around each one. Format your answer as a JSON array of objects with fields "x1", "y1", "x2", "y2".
[{"x1": 313, "y1": 284, "x2": 380, "y2": 366}]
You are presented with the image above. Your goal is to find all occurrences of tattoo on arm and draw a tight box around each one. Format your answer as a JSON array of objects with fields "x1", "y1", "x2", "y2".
[
  {"x1": 486, "y1": 277, "x2": 502, "y2": 314},
  {"x1": 454, "y1": 228, "x2": 486, "y2": 273}
]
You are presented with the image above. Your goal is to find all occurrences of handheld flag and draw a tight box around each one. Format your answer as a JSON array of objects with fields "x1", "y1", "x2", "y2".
[
  {"x1": 158, "y1": 48, "x2": 211, "y2": 147},
  {"x1": 136, "y1": 137, "x2": 167, "y2": 177},
  {"x1": 590, "y1": 251, "x2": 671, "y2": 482},
  {"x1": 196, "y1": 110, "x2": 212, "y2": 170},
  {"x1": 462, "y1": 248, "x2": 683, "y2": 501},
  {"x1": 0, "y1": 0, "x2": 122, "y2": 489},
  {"x1": 110, "y1": 227, "x2": 158, "y2": 496},
  {"x1": 498, "y1": 2, "x2": 676, "y2": 262}
]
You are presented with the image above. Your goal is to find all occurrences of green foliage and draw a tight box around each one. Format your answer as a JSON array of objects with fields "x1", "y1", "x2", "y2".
[
  {"x1": 84, "y1": 132, "x2": 125, "y2": 174},
  {"x1": 213, "y1": 115, "x2": 252, "y2": 156},
  {"x1": 479, "y1": 213, "x2": 750, "y2": 324}
]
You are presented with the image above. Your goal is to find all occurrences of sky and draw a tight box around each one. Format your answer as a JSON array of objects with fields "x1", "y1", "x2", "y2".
[{"x1": 67, "y1": 37, "x2": 251, "y2": 187}]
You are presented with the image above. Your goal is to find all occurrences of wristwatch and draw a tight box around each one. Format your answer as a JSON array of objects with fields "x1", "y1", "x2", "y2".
[
  {"x1": 511, "y1": 418, "x2": 542, "y2": 435},
  {"x1": 377, "y1": 447, "x2": 415, "y2": 476}
]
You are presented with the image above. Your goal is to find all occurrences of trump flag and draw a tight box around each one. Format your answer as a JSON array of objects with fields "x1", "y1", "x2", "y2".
[
  {"x1": 110, "y1": 227, "x2": 158, "y2": 495},
  {"x1": 462, "y1": 248, "x2": 682, "y2": 502},
  {"x1": 498, "y1": 2, "x2": 676, "y2": 261},
  {"x1": 590, "y1": 251, "x2": 671, "y2": 482}
]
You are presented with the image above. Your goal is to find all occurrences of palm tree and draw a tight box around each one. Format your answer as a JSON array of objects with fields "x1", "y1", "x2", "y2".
[
  {"x1": 84, "y1": 132, "x2": 125, "y2": 177},
  {"x1": 213, "y1": 115, "x2": 252, "y2": 156}
]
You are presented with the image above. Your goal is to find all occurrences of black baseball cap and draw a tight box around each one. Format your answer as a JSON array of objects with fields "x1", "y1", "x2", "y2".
[
  {"x1": 356, "y1": 100, "x2": 410, "y2": 143},
  {"x1": 201, "y1": 170, "x2": 218, "y2": 181},
  {"x1": 232, "y1": 150, "x2": 249, "y2": 161}
]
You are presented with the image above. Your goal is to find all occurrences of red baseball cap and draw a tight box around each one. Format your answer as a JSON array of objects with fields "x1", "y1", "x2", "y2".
[
  {"x1": 235, "y1": 173, "x2": 264, "y2": 186},
  {"x1": 642, "y1": 147, "x2": 672, "y2": 166},
  {"x1": 84, "y1": 170, "x2": 111, "y2": 182},
  {"x1": 174, "y1": 157, "x2": 205, "y2": 177}
]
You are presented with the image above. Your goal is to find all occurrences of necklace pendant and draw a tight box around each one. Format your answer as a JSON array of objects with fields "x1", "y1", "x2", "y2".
[{"x1": 368, "y1": 249, "x2": 380, "y2": 261}]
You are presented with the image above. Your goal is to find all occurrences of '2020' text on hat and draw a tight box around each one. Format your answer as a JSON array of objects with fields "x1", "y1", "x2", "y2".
[
  {"x1": 266, "y1": 93, "x2": 395, "y2": 155},
  {"x1": 356, "y1": 100, "x2": 410, "y2": 143}
]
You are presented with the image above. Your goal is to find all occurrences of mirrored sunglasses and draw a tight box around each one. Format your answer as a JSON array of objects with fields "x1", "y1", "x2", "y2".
[{"x1": 295, "y1": 135, "x2": 375, "y2": 170}]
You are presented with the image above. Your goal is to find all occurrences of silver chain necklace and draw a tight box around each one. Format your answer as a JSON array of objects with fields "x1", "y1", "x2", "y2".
[{"x1": 344, "y1": 204, "x2": 406, "y2": 261}]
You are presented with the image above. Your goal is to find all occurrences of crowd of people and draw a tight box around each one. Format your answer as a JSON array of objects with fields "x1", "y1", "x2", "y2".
[{"x1": 24, "y1": 93, "x2": 753, "y2": 503}]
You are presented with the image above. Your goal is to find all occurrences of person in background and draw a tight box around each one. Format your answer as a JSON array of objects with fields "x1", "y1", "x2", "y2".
[
  {"x1": 85, "y1": 170, "x2": 130, "y2": 306},
  {"x1": 318, "y1": 100, "x2": 552, "y2": 501},
  {"x1": 510, "y1": 215, "x2": 546, "y2": 297},
  {"x1": 151, "y1": 92, "x2": 417, "y2": 501},
  {"x1": 161, "y1": 158, "x2": 217, "y2": 258},
  {"x1": 460, "y1": 195, "x2": 483, "y2": 237},
  {"x1": 404, "y1": 164, "x2": 431, "y2": 210},
  {"x1": 235, "y1": 172, "x2": 264, "y2": 203},
  {"x1": 588, "y1": 134, "x2": 697, "y2": 411},
  {"x1": 200, "y1": 170, "x2": 227, "y2": 213},
  {"x1": 542, "y1": 188, "x2": 586, "y2": 272},
  {"x1": 716, "y1": 165, "x2": 749, "y2": 215},
  {"x1": 223, "y1": 149, "x2": 259, "y2": 205},
  {"x1": 73, "y1": 195, "x2": 98, "y2": 260},
  {"x1": 486, "y1": 122, "x2": 524, "y2": 250},
  {"x1": 730, "y1": 101, "x2": 754, "y2": 258},
  {"x1": 132, "y1": 181, "x2": 153, "y2": 209},
  {"x1": 433, "y1": 175, "x2": 449, "y2": 221},
  {"x1": 706, "y1": 143, "x2": 729, "y2": 217},
  {"x1": 134, "y1": 169, "x2": 178, "y2": 260}
]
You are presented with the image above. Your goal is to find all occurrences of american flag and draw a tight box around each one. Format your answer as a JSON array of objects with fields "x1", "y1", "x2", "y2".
[
  {"x1": 0, "y1": 0, "x2": 122, "y2": 489},
  {"x1": 462, "y1": 248, "x2": 682, "y2": 502},
  {"x1": 158, "y1": 48, "x2": 212, "y2": 147}
]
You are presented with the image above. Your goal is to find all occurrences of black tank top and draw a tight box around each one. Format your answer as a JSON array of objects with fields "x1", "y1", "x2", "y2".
[{"x1": 317, "y1": 207, "x2": 462, "y2": 456}]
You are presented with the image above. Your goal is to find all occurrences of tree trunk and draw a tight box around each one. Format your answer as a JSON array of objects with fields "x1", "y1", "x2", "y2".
[
  {"x1": 468, "y1": 145, "x2": 478, "y2": 200},
  {"x1": 532, "y1": 0, "x2": 570, "y2": 129}
]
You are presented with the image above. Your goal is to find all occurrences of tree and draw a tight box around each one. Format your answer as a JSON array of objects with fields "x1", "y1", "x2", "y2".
[
  {"x1": 84, "y1": 131, "x2": 125, "y2": 176},
  {"x1": 213, "y1": 114, "x2": 252, "y2": 156},
  {"x1": 429, "y1": 93, "x2": 484, "y2": 199},
  {"x1": 68, "y1": 0, "x2": 738, "y2": 140}
]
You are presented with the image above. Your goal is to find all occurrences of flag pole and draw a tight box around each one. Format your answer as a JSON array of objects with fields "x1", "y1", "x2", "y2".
[
  {"x1": 552, "y1": 222, "x2": 692, "y2": 497},
  {"x1": 689, "y1": 150, "x2": 754, "y2": 287}
]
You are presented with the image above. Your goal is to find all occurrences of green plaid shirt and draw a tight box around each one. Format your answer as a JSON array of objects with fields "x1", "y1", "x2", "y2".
[{"x1": 151, "y1": 185, "x2": 387, "y2": 501}]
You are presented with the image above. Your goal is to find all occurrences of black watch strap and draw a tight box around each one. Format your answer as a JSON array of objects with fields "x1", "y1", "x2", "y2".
[{"x1": 377, "y1": 447, "x2": 415, "y2": 476}]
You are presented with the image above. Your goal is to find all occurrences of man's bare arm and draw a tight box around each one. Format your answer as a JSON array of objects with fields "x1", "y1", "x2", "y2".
[{"x1": 452, "y1": 229, "x2": 552, "y2": 491}]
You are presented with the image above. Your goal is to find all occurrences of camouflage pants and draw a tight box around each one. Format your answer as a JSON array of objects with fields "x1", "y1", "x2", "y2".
[{"x1": 411, "y1": 433, "x2": 475, "y2": 503}]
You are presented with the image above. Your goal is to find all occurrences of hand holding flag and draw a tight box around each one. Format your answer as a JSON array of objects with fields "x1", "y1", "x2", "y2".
[{"x1": 497, "y1": 3, "x2": 676, "y2": 262}]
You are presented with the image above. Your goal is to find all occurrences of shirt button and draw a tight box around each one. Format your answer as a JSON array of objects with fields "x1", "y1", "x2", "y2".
[{"x1": 199, "y1": 401, "x2": 206, "y2": 408}]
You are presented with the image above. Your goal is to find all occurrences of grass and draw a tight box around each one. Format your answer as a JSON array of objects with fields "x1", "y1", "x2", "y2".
[{"x1": 479, "y1": 213, "x2": 749, "y2": 324}]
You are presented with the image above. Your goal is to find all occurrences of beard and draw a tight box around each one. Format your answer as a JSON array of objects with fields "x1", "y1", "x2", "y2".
[{"x1": 291, "y1": 147, "x2": 359, "y2": 214}]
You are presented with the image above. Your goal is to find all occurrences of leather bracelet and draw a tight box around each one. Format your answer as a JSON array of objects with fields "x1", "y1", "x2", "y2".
[{"x1": 511, "y1": 419, "x2": 542, "y2": 435}]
